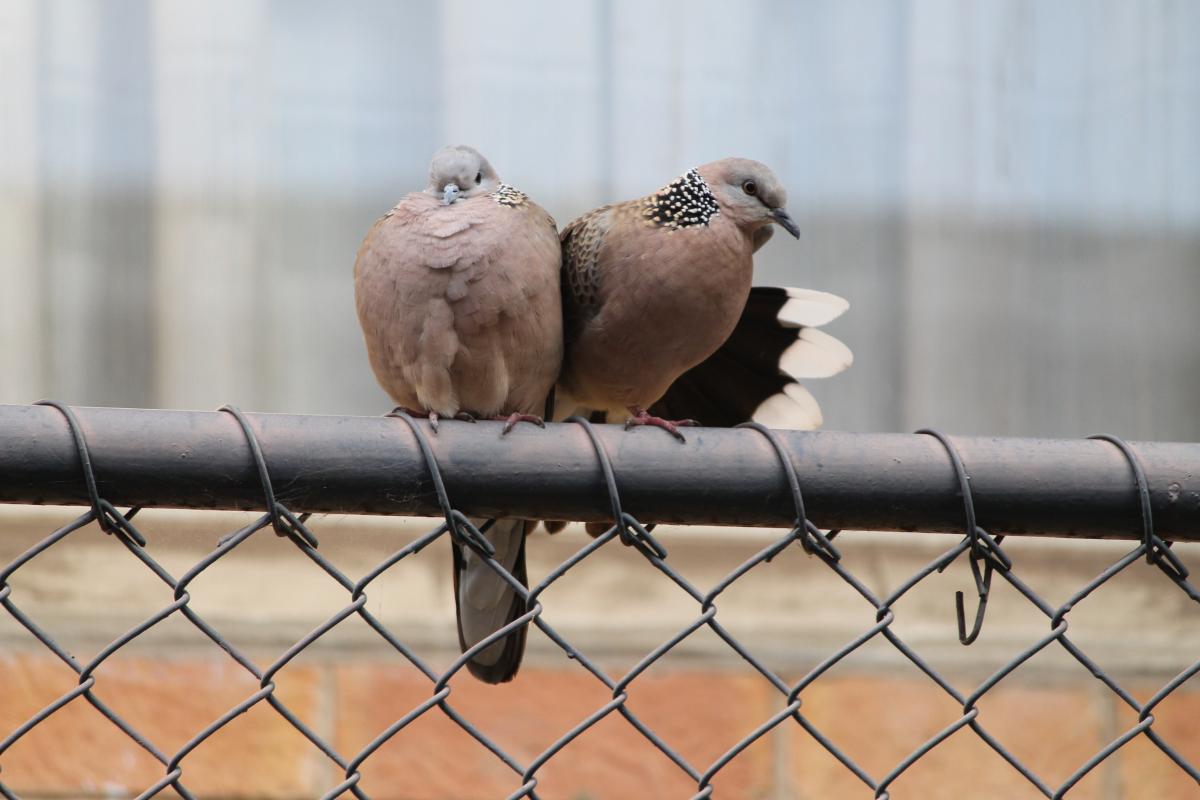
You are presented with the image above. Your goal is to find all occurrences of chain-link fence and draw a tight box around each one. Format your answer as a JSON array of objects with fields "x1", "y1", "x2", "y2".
[{"x1": 1, "y1": 402, "x2": 1199, "y2": 799}]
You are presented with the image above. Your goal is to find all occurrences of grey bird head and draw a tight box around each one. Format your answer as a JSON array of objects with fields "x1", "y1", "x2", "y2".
[
  {"x1": 426, "y1": 145, "x2": 501, "y2": 205},
  {"x1": 698, "y1": 158, "x2": 800, "y2": 239}
]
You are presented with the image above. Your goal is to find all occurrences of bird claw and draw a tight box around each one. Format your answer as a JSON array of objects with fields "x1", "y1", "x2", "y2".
[
  {"x1": 623, "y1": 407, "x2": 698, "y2": 442},
  {"x1": 496, "y1": 412, "x2": 546, "y2": 435},
  {"x1": 389, "y1": 407, "x2": 541, "y2": 436},
  {"x1": 389, "y1": 406, "x2": 440, "y2": 433}
]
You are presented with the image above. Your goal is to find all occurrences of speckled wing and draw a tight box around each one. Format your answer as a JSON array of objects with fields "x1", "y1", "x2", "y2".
[{"x1": 559, "y1": 203, "x2": 613, "y2": 353}]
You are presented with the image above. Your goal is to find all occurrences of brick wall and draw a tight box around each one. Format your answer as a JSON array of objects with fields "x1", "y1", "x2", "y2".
[
  {"x1": 2, "y1": 507, "x2": 1198, "y2": 798},
  {"x1": 4, "y1": 654, "x2": 1198, "y2": 798}
]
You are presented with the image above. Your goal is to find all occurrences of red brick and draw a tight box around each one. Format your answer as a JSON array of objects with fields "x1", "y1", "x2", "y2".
[
  {"x1": 334, "y1": 664, "x2": 776, "y2": 799},
  {"x1": 0, "y1": 652, "x2": 321, "y2": 797},
  {"x1": 1114, "y1": 684, "x2": 1200, "y2": 799},
  {"x1": 787, "y1": 676, "x2": 1108, "y2": 799}
]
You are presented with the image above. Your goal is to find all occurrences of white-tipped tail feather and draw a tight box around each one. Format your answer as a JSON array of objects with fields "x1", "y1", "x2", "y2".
[
  {"x1": 779, "y1": 327, "x2": 854, "y2": 380},
  {"x1": 777, "y1": 287, "x2": 850, "y2": 328},
  {"x1": 638, "y1": 284, "x2": 854, "y2": 431},
  {"x1": 757, "y1": 287, "x2": 852, "y2": 429},
  {"x1": 752, "y1": 382, "x2": 823, "y2": 429}
]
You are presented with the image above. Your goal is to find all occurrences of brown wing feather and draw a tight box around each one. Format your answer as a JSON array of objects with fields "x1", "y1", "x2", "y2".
[
  {"x1": 559, "y1": 204, "x2": 613, "y2": 351},
  {"x1": 354, "y1": 190, "x2": 561, "y2": 417}
]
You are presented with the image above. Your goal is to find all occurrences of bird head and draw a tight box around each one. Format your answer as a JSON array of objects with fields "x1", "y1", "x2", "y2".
[
  {"x1": 698, "y1": 158, "x2": 800, "y2": 239},
  {"x1": 426, "y1": 145, "x2": 500, "y2": 205}
]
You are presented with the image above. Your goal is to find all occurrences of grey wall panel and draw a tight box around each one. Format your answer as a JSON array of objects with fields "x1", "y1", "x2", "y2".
[
  {"x1": 0, "y1": 0, "x2": 1195, "y2": 438},
  {"x1": 0, "y1": 1, "x2": 42, "y2": 404},
  {"x1": 36, "y1": 0, "x2": 154, "y2": 406},
  {"x1": 257, "y1": 0, "x2": 440, "y2": 415}
]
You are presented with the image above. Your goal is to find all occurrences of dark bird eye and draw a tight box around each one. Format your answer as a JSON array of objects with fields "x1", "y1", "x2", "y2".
[
  {"x1": 475, "y1": 172, "x2": 483, "y2": 184},
  {"x1": 742, "y1": 180, "x2": 758, "y2": 196}
]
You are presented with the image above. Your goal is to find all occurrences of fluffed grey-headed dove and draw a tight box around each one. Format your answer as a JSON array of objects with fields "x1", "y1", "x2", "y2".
[
  {"x1": 354, "y1": 145, "x2": 561, "y2": 683},
  {"x1": 556, "y1": 157, "x2": 852, "y2": 437}
]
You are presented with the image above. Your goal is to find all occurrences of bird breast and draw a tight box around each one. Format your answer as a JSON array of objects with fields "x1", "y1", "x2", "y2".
[{"x1": 575, "y1": 216, "x2": 755, "y2": 406}]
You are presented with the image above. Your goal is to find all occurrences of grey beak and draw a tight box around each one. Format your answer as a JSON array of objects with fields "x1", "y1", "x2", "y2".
[
  {"x1": 442, "y1": 183, "x2": 461, "y2": 205},
  {"x1": 771, "y1": 207, "x2": 801, "y2": 239}
]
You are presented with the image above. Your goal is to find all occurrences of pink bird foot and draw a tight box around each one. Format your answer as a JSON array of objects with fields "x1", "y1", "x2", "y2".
[
  {"x1": 494, "y1": 412, "x2": 547, "y2": 435},
  {"x1": 623, "y1": 406, "x2": 698, "y2": 442}
]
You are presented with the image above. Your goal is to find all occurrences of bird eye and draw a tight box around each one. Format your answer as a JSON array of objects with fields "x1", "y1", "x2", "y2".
[
  {"x1": 742, "y1": 180, "x2": 758, "y2": 196},
  {"x1": 475, "y1": 172, "x2": 483, "y2": 184}
]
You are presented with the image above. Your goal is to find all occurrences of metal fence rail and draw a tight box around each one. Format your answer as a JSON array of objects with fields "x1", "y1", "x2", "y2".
[{"x1": 1, "y1": 402, "x2": 1199, "y2": 799}]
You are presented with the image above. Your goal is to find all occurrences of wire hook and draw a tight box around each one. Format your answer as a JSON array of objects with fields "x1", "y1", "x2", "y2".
[
  {"x1": 956, "y1": 545, "x2": 994, "y2": 645},
  {"x1": 918, "y1": 428, "x2": 1009, "y2": 646}
]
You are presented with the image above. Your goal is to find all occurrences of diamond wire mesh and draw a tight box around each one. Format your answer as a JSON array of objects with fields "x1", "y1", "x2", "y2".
[{"x1": 0, "y1": 402, "x2": 1198, "y2": 799}]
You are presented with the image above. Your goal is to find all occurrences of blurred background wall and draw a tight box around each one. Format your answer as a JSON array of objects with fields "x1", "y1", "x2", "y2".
[{"x1": 1, "y1": 0, "x2": 1197, "y2": 439}]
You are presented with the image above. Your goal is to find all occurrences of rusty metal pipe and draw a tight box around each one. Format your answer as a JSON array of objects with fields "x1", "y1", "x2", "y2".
[{"x1": 1, "y1": 404, "x2": 1198, "y2": 540}]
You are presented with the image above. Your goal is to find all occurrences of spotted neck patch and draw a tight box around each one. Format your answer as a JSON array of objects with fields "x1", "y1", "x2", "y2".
[
  {"x1": 642, "y1": 168, "x2": 720, "y2": 229},
  {"x1": 492, "y1": 184, "x2": 527, "y2": 207}
]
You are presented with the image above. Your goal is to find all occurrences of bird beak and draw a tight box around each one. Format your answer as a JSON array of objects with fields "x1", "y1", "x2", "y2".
[
  {"x1": 771, "y1": 207, "x2": 801, "y2": 239},
  {"x1": 442, "y1": 183, "x2": 461, "y2": 205}
]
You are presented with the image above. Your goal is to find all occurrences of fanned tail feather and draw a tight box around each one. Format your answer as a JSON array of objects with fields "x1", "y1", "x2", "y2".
[{"x1": 650, "y1": 286, "x2": 852, "y2": 429}]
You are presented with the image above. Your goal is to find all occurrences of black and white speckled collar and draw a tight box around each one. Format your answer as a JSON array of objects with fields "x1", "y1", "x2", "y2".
[
  {"x1": 492, "y1": 183, "x2": 527, "y2": 207},
  {"x1": 643, "y1": 168, "x2": 720, "y2": 229}
]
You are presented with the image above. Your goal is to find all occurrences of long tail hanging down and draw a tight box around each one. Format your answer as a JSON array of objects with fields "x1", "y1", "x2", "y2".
[{"x1": 452, "y1": 517, "x2": 530, "y2": 683}]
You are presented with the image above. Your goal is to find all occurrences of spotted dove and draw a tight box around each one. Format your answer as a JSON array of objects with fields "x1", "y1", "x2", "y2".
[
  {"x1": 354, "y1": 145, "x2": 561, "y2": 683},
  {"x1": 557, "y1": 157, "x2": 852, "y2": 437}
]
